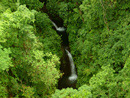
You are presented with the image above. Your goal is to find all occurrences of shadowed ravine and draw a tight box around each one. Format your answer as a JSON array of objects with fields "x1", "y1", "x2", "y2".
[{"x1": 51, "y1": 21, "x2": 78, "y2": 89}]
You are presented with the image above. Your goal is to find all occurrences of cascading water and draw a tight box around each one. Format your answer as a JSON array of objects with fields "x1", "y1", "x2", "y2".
[
  {"x1": 51, "y1": 20, "x2": 66, "y2": 32},
  {"x1": 65, "y1": 49, "x2": 77, "y2": 82},
  {"x1": 51, "y1": 20, "x2": 69, "y2": 46},
  {"x1": 51, "y1": 20, "x2": 77, "y2": 89}
]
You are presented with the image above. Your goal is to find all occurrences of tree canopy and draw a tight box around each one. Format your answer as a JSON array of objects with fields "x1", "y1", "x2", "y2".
[{"x1": 0, "y1": 0, "x2": 130, "y2": 97}]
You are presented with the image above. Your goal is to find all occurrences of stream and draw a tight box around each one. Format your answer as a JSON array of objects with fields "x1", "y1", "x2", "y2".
[{"x1": 51, "y1": 21, "x2": 78, "y2": 89}]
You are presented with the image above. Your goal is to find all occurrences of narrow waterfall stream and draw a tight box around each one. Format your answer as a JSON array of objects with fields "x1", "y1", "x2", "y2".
[
  {"x1": 51, "y1": 20, "x2": 65, "y2": 32},
  {"x1": 51, "y1": 20, "x2": 77, "y2": 89},
  {"x1": 65, "y1": 49, "x2": 77, "y2": 82}
]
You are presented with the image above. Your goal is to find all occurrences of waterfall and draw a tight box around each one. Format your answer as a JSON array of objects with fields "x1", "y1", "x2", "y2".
[
  {"x1": 51, "y1": 20, "x2": 66, "y2": 31},
  {"x1": 51, "y1": 20, "x2": 77, "y2": 88},
  {"x1": 65, "y1": 49, "x2": 77, "y2": 82}
]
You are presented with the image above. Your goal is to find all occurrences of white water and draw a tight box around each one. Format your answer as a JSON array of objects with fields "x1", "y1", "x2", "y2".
[
  {"x1": 65, "y1": 49, "x2": 77, "y2": 82},
  {"x1": 51, "y1": 20, "x2": 66, "y2": 31}
]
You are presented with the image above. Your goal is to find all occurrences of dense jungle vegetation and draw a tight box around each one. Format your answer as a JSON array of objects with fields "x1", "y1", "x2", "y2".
[{"x1": 0, "y1": 0, "x2": 130, "y2": 97}]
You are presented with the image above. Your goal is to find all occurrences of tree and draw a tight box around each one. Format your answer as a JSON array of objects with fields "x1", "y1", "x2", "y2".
[{"x1": 0, "y1": 3, "x2": 61, "y2": 97}]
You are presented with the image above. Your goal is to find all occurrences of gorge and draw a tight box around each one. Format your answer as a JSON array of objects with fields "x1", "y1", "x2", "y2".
[{"x1": 51, "y1": 20, "x2": 78, "y2": 89}]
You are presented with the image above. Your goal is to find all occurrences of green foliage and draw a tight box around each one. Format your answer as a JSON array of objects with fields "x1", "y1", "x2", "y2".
[
  {"x1": 35, "y1": 11, "x2": 62, "y2": 58},
  {"x1": 1, "y1": 0, "x2": 130, "y2": 97},
  {"x1": 0, "y1": 73, "x2": 9, "y2": 98},
  {"x1": 52, "y1": 85, "x2": 92, "y2": 98},
  {"x1": 0, "y1": 0, "x2": 17, "y2": 13},
  {"x1": 0, "y1": 3, "x2": 61, "y2": 97},
  {"x1": 20, "y1": 0, "x2": 44, "y2": 10},
  {"x1": 35, "y1": 12, "x2": 51, "y2": 31},
  {"x1": 48, "y1": 0, "x2": 130, "y2": 97},
  {"x1": 46, "y1": 0, "x2": 59, "y2": 16},
  {"x1": 0, "y1": 85, "x2": 8, "y2": 97},
  {"x1": 65, "y1": 0, "x2": 130, "y2": 87},
  {"x1": 0, "y1": 46, "x2": 13, "y2": 71},
  {"x1": 119, "y1": 56, "x2": 130, "y2": 97},
  {"x1": 20, "y1": 85, "x2": 35, "y2": 98},
  {"x1": 90, "y1": 65, "x2": 117, "y2": 97}
]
